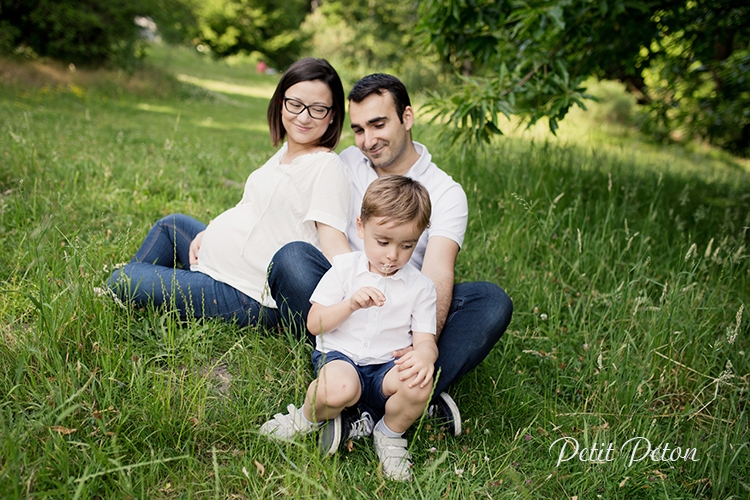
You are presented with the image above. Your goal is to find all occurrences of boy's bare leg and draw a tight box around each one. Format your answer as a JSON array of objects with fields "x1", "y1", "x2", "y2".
[
  {"x1": 303, "y1": 360, "x2": 361, "y2": 423},
  {"x1": 381, "y1": 367, "x2": 432, "y2": 433}
]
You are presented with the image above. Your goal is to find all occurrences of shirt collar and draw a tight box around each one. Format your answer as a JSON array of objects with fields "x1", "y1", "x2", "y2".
[{"x1": 407, "y1": 142, "x2": 432, "y2": 178}]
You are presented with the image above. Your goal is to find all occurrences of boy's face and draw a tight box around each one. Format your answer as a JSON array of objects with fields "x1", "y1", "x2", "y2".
[{"x1": 356, "y1": 216, "x2": 421, "y2": 276}]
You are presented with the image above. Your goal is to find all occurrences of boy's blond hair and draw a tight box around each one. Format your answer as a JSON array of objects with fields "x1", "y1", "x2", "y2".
[{"x1": 360, "y1": 175, "x2": 431, "y2": 232}]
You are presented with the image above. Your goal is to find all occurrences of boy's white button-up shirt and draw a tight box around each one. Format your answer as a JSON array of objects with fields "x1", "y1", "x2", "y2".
[{"x1": 310, "y1": 252, "x2": 436, "y2": 366}]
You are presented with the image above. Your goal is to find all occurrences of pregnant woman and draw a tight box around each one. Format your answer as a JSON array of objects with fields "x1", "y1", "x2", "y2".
[{"x1": 107, "y1": 58, "x2": 351, "y2": 330}]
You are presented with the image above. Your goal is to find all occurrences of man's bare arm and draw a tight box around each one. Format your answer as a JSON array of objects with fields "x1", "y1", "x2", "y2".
[{"x1": 420, "y1": 236, "x2": 459, "y2": 337}]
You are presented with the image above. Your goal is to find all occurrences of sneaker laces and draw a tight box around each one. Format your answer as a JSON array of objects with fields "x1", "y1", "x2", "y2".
[
  {"x1": 426, "y1": 404, "x2": 437, "y2": 418},
  {"x1": 348, "y1": 411, "x2": 374, "y2": 439}
]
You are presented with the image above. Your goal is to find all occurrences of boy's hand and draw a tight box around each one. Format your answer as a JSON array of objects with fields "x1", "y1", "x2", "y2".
[
  {"x1": 349, "y1": 286, "x2": 385, "y2": 311},
  {"x1": 394, "y1": 345, "x2": 436, "y2": 389}
]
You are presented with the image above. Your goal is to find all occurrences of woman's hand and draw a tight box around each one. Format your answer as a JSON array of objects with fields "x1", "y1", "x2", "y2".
[{"x1": 189, "y1": 230, "x2": 205, "y2": 265}]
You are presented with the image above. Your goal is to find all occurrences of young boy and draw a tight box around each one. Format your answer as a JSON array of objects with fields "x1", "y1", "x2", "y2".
[{"x1": 261, "y1": 175, "x2": 437, "y2": 481}]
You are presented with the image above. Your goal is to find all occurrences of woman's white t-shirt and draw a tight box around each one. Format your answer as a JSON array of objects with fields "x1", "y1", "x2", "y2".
[{"x1": 192, "y1": 144, "x2": 351, "y2": 308}]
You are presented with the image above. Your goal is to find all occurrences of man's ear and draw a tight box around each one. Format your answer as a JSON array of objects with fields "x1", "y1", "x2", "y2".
[
  {"x1": 356, "y1": 216, "x2": 365, "y2": 239},
  {"x1": 402, "y1": 105, "x2": 415, "y2": 131}
]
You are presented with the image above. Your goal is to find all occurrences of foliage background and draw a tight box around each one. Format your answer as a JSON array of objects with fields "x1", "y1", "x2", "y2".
[
  {"x1": 3, "y1": 0, "x2": 748, "y2": 155},
  {"x1": 417, "y1": 0, "x2": 750, "y2": 155},
  {"x1": 0, "y1": 0, "x2": 144, "y2": 68}
]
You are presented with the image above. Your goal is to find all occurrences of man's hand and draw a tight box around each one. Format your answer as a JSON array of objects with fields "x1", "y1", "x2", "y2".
[
  {"x1": 349, "y1": 286, "x2": 385, "y2": 311},
  {"x1": 189, "y1": 230, "x2": 205, "y2": 265},
  {"x1": 392, "y1": 345, "x2": 414, "y2": 359}
]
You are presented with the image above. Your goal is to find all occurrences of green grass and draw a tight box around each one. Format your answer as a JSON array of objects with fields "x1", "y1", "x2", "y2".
[{"x1": 1, "y1": 43, "x2": 748, "y2": 499}]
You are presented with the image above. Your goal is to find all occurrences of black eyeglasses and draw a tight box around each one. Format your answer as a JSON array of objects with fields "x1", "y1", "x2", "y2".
[{"x1": 283, "y1": 97, "x2": 332, "y2": 120}]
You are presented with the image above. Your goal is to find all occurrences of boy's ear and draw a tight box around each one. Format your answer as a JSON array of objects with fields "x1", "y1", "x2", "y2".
[{"x1": 356, "y1": 216, "x2": 365, "y2": 239}]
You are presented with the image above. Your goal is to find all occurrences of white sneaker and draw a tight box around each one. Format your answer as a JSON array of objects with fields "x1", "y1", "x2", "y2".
[
  {"x1": 260, "y1": 404, "x2": 315, "y2": 439},
  {"x1": 373, "y1": 427, "x2": 413, "y2": 481}
]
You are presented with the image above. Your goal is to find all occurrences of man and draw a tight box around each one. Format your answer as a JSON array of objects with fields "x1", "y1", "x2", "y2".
[{"x1": 268, "y1": 73, "x2": 513, "y2": 451}]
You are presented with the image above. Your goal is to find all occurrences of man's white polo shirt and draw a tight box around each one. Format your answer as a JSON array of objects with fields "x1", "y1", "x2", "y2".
[
  {"x1": 340, "y1": 142, "x2": 468, "y2": 271},
  {"x1": 310, "y1": 252, "x2": 436, "y2": 366}
]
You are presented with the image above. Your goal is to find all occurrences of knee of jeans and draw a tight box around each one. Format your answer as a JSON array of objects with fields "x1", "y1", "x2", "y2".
[
  {"x1": 154, "y1": 213, "x2": 185, "y2": 229},
  {"x1": 155, "y1": 214, "x2": 174, "y2": 227},
  {"x1": 480, "y1": 282, "x2": 514, "y2": 331},
  {"x1": 268, "y1": 242, "x2": 316, "y2": 282},
  {"x1": 274, "y1": 241, "x2": 315, "y2": 265}
]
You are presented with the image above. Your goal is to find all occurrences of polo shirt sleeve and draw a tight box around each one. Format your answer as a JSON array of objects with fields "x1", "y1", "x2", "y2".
[
  {"x1": 305, "y1": 154, "x2": 351, "y2": 234},
  {"x1": 429, "y1": 182, "x2": 468, "y2": 249}
]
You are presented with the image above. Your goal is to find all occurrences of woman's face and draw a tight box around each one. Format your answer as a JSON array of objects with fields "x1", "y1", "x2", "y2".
[{"x1": 281, "y1": 79, "x2": 333, "y2": 149}]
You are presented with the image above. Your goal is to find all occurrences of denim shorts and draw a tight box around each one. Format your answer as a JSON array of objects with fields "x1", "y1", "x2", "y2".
[{"x1": 312, "y1": 350, "x2": 395, "y2": 411}]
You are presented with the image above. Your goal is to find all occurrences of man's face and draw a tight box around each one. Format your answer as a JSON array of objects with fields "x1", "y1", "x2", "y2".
[{"x1": 349, "y1": 92, "x2": 413, "y2": 173}]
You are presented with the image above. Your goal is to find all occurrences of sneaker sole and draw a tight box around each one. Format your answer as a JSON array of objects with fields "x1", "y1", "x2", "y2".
[
  {"x1": 318, "y1": 414, "x2": 342, "y2": 456},
  {"x1": 440, "y1": 393, "x2": 462, "y2": 436}
]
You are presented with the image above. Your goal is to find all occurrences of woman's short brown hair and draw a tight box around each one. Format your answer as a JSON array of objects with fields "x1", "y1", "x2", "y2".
[
  {"x1": 267, "y1": 58, "x2": 345, "y2": 149},
  {"x1": 360, "y1": 175, "x2": 431, "y2": 233}
]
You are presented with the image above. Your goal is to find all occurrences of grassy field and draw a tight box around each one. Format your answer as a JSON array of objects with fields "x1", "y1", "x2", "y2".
[{"x1": 1, "y1": 44, "x2": 748, "y2": 499}]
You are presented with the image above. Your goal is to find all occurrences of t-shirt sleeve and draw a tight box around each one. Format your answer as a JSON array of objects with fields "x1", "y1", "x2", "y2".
[
  {"x1": 306, "y1": 155, "x2": 351, "y2": 234},
  {"x1": 429, "y1": 183, "x2": 468, "y2": 249}
]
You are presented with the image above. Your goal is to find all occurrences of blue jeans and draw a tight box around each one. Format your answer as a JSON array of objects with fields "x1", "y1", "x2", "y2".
[
  {"x1": 107, "y1": 214, "x2": 279, "y2": 328},
  {"x1": 268, "y1": 241, "x2": 513, "y2": 403}
]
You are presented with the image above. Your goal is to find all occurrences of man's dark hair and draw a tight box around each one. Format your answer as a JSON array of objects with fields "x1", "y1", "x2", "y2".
[
  {"x1": 267, "y1": 58, "x2": 345, "y2": 149},
  {"x1": 347, "y1": 73, "x2": 411, "y2": 123}
]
